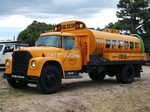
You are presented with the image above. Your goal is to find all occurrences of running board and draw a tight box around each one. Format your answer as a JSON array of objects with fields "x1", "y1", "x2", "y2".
[{"x1": 65, "y1": 71, "x2": 82, "y2": 79}]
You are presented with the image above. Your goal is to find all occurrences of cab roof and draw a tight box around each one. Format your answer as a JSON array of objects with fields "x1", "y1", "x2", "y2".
[{"x1": 40, "y1": 32, "x2": 75, "y2": 37}]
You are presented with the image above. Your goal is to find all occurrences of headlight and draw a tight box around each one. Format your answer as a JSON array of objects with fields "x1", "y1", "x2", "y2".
[{"x1": 31, "y1": 61, "x2": 36, "y2": 68}]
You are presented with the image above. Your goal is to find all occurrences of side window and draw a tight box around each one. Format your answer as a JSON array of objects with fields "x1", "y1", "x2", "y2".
[
  {"x1": 106, "y1": 40, "x2": 111, "y2": 48},
  {"x1": 112, "y1": 40, "x2": 117, "y2": 49},
  {"x1": 135, "y1": 42, "x2": 139, "y2": 48},
  {"x1": 130, "y1": 42, "x2": 134, "y2": 49},
  {"x1": 63, "y1": 36, "x2": 75, "y2": 50},
  {"x1": 4, "y1": 46, "x2": 13, "y2": 53},
  {"x1": 124, "y1": 41, "x2": 128, "y2": 49},
  {"x1": 118, "y1": 41, "x2": 124, "y2": 49}
]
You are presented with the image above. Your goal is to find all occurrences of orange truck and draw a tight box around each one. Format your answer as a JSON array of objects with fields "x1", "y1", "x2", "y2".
[{"x1": 4, "y1": 20, "x2": 148, "y2": 93}]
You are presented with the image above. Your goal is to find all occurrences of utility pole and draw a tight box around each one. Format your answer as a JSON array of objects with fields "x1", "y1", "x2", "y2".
[{"x1": 13, "y1": 35, "x2": 15, "y2": 41}]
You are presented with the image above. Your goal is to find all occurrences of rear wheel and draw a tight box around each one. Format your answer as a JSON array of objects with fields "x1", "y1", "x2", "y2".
[
  {"x1": 7, "y1": 78, "x2": 27, "y2": 88},
  {"x1": 38, "y1": 65, "x2": 62, "y2": 94},
  {"x1": 134, "y1": 65, "x2": 142, "y2": 78},
  {"x1": 117, "y1": 65, "x2": 135, "y2": 84},
  {"x1": 89, "y1": 70, "x2": 105, "y2": 81}
]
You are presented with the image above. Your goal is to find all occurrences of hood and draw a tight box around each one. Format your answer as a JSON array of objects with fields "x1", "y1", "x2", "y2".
[{"x1": 16, "y1": 46, "x2": 63, "y2": 57}]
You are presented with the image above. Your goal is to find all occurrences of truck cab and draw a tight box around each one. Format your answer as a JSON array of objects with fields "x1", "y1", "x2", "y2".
[{"x1": 4, "y1": 32, "x2": 82, "y2": 93}]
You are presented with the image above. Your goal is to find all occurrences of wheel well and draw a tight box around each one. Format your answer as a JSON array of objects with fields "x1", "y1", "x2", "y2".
[{"x1": 43, "y1": 61, "x2": 64, "y2": 78}]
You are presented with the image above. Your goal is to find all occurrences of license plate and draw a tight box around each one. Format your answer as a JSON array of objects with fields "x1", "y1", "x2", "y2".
[{"x1": 11, "y1": 75, "x2": 25, "y2": 79}]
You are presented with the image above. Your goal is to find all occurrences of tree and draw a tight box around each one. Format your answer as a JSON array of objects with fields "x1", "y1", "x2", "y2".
[
  {"x1": 105, "y1": 22, "x2": 123, "y2": 30},
  {"x1": 105, "y1": 0, "x2": 150, "y2": 50},
  {"x1": 116, "y1": 0, "x2": 150, "y2": 34},
  {"x1": 17, "y1": 21, "x2": 54, "y2": 46}
]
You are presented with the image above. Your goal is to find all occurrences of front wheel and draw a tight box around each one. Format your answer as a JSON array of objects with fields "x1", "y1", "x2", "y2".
[{"x1": 38, "y1": 65, "x2": 62, "y2": 94}]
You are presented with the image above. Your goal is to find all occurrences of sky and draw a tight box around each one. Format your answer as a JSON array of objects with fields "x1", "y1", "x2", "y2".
[{"x1": 0, "y1": 0, "x2": 119, "y2": 40}]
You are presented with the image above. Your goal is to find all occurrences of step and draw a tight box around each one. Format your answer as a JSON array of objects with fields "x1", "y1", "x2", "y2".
[{"x1": 65, "y1": 71, "x2": 82, "y2": 79}]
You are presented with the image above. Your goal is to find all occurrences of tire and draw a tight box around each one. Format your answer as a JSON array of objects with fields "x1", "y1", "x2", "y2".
[
  {"x1": 7, "y1": 78, "x2": 27, "y2": 88},
  {"x1": 134, "y1": 65, "x2": 142, "y2": 78},
  {"x1": 116, "y1": 73, "x2": 121, "y2": 83},
  {"x1": 38, "y1": 65, "x2": 62, "y2": 94},
  {"x1": 89, "y1": 70, "x2": 105, "y2": 81},
  {"x1": 118, "y1": 65, "x2": 135, "y2": 84}
]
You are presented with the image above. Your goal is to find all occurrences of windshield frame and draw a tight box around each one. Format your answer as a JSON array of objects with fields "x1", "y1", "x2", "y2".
[
  {"x1": 36, "y1": 35, "x2": 62, "y2": 48},
  {"x1": 36, "y1": 35, "x2": 76, "y2": 50}
]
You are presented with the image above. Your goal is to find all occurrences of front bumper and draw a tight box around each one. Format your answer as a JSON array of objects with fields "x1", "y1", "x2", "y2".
[{"x1": 4, "y1": 73, "x2": 39, "y2": 83}]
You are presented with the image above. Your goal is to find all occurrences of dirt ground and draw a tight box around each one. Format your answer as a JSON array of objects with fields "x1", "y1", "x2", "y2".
[{"x1": 0, "y1": 66, "x2": 150, "y2": 112}]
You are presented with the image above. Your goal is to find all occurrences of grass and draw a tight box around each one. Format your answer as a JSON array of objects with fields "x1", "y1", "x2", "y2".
[
  {"x1": 0, "y1": 88, "x2": 24, "y2": 98},
  {"x1": 0, "y1": 76, "x2": 3, "y2": 81},
  {"x1": 0, "y1": 76, "x2": 20, "y2": 97},
  {"x1": 0, "y1": 104, "x2": 3, "y2": 112},
  {"x1": 0, "y1": 88, "x2": 15, "y2": 96}
]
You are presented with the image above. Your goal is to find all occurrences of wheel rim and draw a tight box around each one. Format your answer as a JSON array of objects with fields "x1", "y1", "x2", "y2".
[{"x1": 44, "y1": 70, "x2": 58, "y2": 90}]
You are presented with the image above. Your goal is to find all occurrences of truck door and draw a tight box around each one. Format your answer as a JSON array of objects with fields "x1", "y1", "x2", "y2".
[
  {"x1": 77, "y1": 35, "x2": 88, "y2": 65},
  {"x1": 62, "y1": 36, "x2": 82, "y2": 71}
]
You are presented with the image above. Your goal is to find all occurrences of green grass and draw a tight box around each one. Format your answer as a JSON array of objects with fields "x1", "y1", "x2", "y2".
[
  {"x1": 0, "y1": 89, "x2": 15, "y2": 96},
  {"x1": 0, "y1": 104, "x2": 3, "y2": 112},
  {"x1": 0, "y1": 88, "x2": 24, "y2": 98},
  {"x1": 0, "y1": 76, "x2": 3, "y2": 81},
  {"x1": 0, "y1": 77, "x2": 21, "y2": 97}
]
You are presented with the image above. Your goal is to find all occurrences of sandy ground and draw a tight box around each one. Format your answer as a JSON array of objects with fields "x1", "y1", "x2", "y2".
[{"x1": 0, "y1": 66, "x2": 150, "y2": 112}]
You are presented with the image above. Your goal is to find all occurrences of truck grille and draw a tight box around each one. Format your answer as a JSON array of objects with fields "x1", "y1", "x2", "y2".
[{"x1": 12, "y1": 51, "x2": 32, "y2": 76}]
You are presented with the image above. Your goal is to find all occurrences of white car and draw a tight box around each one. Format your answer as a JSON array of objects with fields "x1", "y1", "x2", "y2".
[
  {"x1": 0, "y1": 44, "x2": 13, "y2": 66},
  {"x1": 0, "y1": 43, "x2": 28, "y2": 70}
]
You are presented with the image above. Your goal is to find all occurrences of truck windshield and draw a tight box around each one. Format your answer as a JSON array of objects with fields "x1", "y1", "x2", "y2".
[
  {"x1": 36, "y1": 35, "x2": 61, "y2": 47},
  {"x1": 0, "y1": 45, "x2": 3, "y2": 52}
]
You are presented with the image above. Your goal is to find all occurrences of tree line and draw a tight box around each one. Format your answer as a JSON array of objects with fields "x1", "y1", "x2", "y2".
[
  {"x1": 17, "y1": 21, "x2": 54, "y2": 46},
  {"x1": 105, "y1": 0, "x2": 150, "y2": 51},
  {"x1": 18, "y1": 0, "x2": 150, "y2": 50}
]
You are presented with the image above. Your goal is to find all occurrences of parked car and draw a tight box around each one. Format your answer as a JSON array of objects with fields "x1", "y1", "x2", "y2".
[{"x1": 0, "y1": 43, "x2": 28, "y2": 70}]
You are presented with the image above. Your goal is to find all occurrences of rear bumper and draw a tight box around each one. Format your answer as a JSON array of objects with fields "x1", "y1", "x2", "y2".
[{"x1": 4, "y1": 73, "x2": 39, "y2": 83}]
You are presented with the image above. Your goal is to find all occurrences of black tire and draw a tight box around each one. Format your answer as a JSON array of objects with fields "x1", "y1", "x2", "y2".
[
  {"x1": 89, "y1": 70, "x2": 105, "y2": 81},
  {"x1": 38, "y1": 65, "x2": 62, "y2": 94},
  {"x1": 134, "y1": 65, "x2": 142, "y2": 78},
  {"x1": 7, "y1": 78, "x2": 27, "y2": 88},
  {"x1": 117, "y1": 65, "x2": 135, "y2": 84},
  {"x1": 116, "y1": 73, "x2": 121, "y2": 83}
]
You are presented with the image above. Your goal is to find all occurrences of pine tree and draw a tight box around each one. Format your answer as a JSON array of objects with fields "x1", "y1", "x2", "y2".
[{"x1": 117, "y1": 0, "x2": 150, "y2": 34}]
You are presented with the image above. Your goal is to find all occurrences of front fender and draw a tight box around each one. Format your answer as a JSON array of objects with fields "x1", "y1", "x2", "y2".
[
  {"x1": 27, "y1": 57, "x2": 64, "y2": 77},
  {"x1": 4, "y1": 57, "x2": 12, "y2": 74}
]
